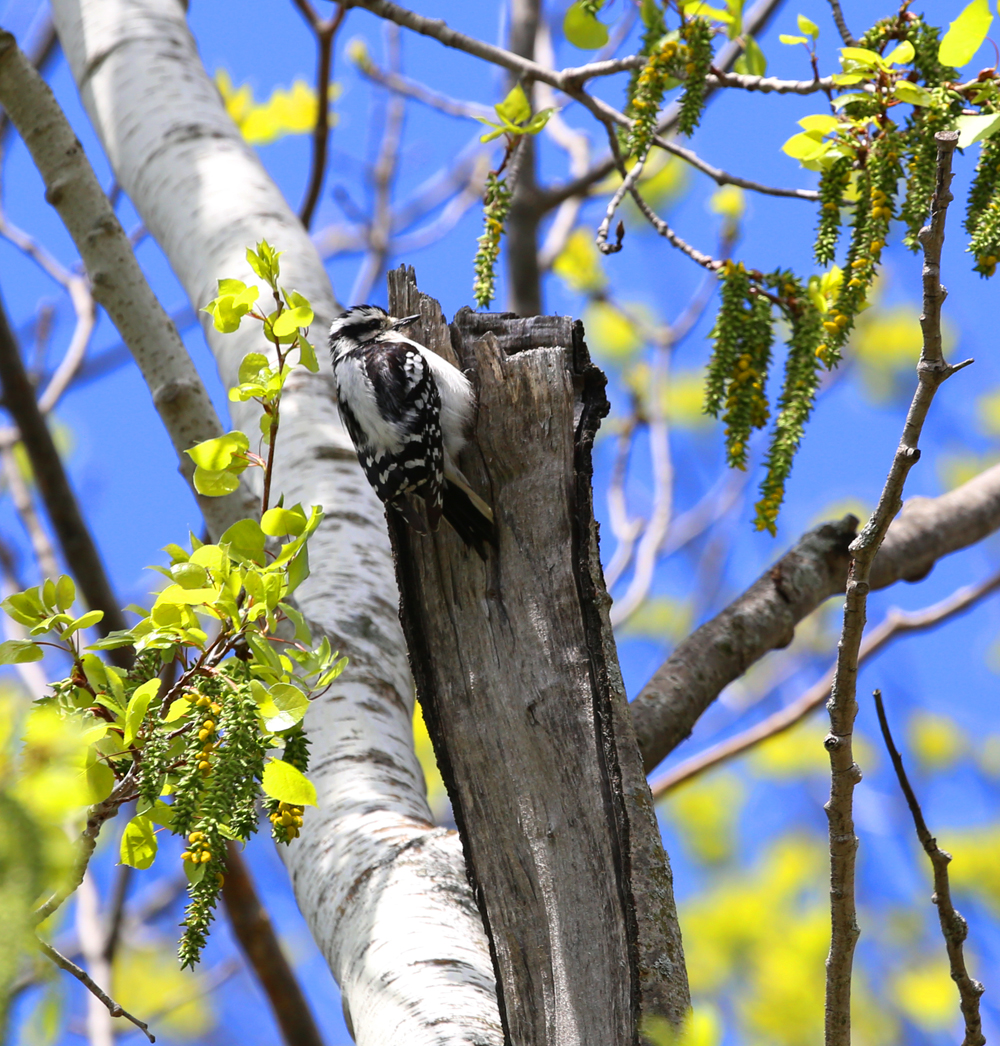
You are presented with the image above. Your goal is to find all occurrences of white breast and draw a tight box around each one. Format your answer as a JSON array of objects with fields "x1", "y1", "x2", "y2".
[{"x1": 333, "y1": 353, "x2": 405, "y2": 454}]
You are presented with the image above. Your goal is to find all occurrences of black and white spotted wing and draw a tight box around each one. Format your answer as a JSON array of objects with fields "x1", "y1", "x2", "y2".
[{"x1": 334, "y1": 342, "x2": 446, "y2": 527}]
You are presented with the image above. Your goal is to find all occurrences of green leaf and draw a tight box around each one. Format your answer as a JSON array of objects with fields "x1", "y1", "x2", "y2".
[
  {"x1": 121, "y1": 815, "x2": 158, "y2": 870},
  {"x1": 893, "y1": 80, "x2": 935, "y2": 106},
  {"x1": 796, "y1": 13, "x2": 819, "y2": 39},
  {"x1": 0, "y1": 639, "x2": 43, "y2": 664},
  {"x1": 185, "y1": 431, "x2": 250, "y2": 471},
  {"x1": 840, "y1": 46, "x2": 883, "y2": 69},
  {"x1": 259, "y1": 683, "x2": 309, "y2": 733},
  {"x1": 185, "y1": 859, "x2": 206, "y2": 885},
  {"x1": 218, "y1": 278, "x2": 247, "y2": 295},
  {"x1": 42, "y1": 579, "x2": 57, "y2": 611},
  {"x1": 239, "y1": 353, "x2": 270, "y2": 384},
  {"x1": 799, "y1": 114, "x2": 839, "y2": 134},
  {"x1": 155, "y1": 584, "x2": 221, "y2": 607},
  {"x1": 297, "y1": 334, "x2": 319, "y2": 373},
  {"x1": 779, "y1": 34, "x2": 808, "y2": 45},
  {"x1": 278, "y1": 601, "x2": 312, "y2": 644},
  {"x1": 286, "y1": 544, "x2": 310, "y2": 594},
  {"x1": 682, "y1": 1, "x2": 731, "y2": 22},
  {"x1": 261, "y1": 506, "x2": 307, "y2": 537},
  {"x1": 62, "y1": 610, "x2": 104, "y2": 638},
  {"x1": 272, "y1": 306, "x2": 314, "y2": 337},
  {"x1": 147, "y1": 799, "x2": 174, "y2": 827},
  {"x1": 170, "y1": 561, "x2": 210, "y2": 589},
  {"x1": 939, "y1": 0, "x2": 993, "y2": 68},
  {"x1": 84, "y1": 750, "x2": 115, "y2": 803},
  {"x1": 725, "y1": 0, "x2": 744, "y2": 38},
  {"x1": 955, "y1": 112, "x2": 1000, "y2": 148},
  {"x1": 262, "y1": 758, "x2": 317, "y2": 806},
  {"x1": 640, "y1": 0, "x2": 660, "y2": 27},
  {"x1": 734, "y1": 35, "x2": 766, "y2": 76},
  {"x1": 782, "y1": 131, "x2": 829, "y2": 161},
  {"x1": 247, "y1": 240, "x2": 282, "y2": 284},
  {"x1": 563, "y1": 1, "x2": 609, "y2": 48},
  {"x1": 1, "y1": 592, "x2": 43, "y2": 627},
  {"x1": 162, "y1": 543, "x2": 190, "y2": 563},
  {"x1": 220, "y1": 518, "x2": 267, "y2": 564},
  {"x1": 830, "y1": 71, "x2": 865, "y2": 85},
  {"x1": 884, "y1": 39, "x2": 915, "y2": 65},
  {"x1": 495, "y1": 84, "x2": 532, "y2": 125},
  {"x1": 193, "y1": 467, "x2": 241, "y2": 497},
  {"x1": 164, "y1": 697, "x2": 191, "y2": 723},
  {"x1": 87, "y1": 630, "x2": 136, "y2": 651},
  {"x1": 55, "y1": 575, "x2": 75, "y2": 612},
  {"x1": 80, "y1": 653, "x2": 107, "y2": 690},
  {"x1": 124, "y1": 678, "x2": 161, "y2": 747}
]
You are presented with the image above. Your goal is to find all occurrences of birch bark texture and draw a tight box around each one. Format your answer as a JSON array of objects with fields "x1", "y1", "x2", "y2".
[
  {"x1": 49, "y1": 2, "x2": 503, "y2": 1043},
  {"x1": 386, "y1": 268, "x2": 689, "y2": 1044}
]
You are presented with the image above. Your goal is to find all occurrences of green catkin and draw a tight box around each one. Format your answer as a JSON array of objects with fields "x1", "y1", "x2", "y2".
[
  {"x1": 814, "y1": 156, "x2": 853, "y2": 266},
  {"x1": 822, "y1": 131, "x2": 904, "y2": 366},
  {"x1": 705, "y1": 263, "x2": 774, "y2": 471},
  {"x1": 900, "y1": 106, "x2": 952, "y2": 250},
  {"x1": 755, "y1": 277, "x2": 825, "y2": 534},
  {"x1": 624, "y1": 38, "x2": 682, "y2": 159},
  {"x1": 677, "y1": 18, "x2": 713, "y2": 137},
  {"x1": 966, "y1": 120, "x2": 1000, "y2": 277},
  {"x1": 621, "y1": 2, "x2": 667, "y2": 144},
  {"x1": 472, "y1": 172, "x2": 512, "y2": 309}
]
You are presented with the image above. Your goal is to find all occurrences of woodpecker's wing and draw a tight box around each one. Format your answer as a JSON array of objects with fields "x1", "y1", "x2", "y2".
[{"x1": 333, "y1": 342, "x2": 446, "y2": 525}]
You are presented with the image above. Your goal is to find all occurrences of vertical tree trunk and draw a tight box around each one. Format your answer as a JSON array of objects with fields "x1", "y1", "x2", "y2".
[{"x1": 387, "y1": 268, "x2": 689, "y2": 1044}]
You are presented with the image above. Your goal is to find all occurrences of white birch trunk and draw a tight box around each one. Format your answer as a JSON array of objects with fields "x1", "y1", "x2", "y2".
[{"x1": 49, "y1": 2, "x2": 502, "y2": 1041}]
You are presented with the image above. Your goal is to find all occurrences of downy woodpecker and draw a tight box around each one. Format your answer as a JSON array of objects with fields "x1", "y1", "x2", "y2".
[{"x1": 329, "y1": 305, "x2": 497, "y2": 556}]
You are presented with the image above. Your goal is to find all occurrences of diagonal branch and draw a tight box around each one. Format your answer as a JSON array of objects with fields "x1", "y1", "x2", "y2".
[
  {"x1": 0, "y1": 28, "x2": 254, "y2": 539},
  {"x1": 37, "y1": 937, "x2": 154, "y2": 1042},
  {"x1": 0, "y1": 287, "x2": 130, "y2": 660},
  {"x1": 873, "y1": 690, "x2": 985, "y2": 1046},
  {"x1": 633, "y1": 457, "x2": 1000, "y2": 775},
  {"x1": 353, "y1": 50, "x2": 492, "y2": 119},
  {"x1": 827, "y1": 0, "x2": 859, "y2": 48},
  {"x1": 649, "y1": 569, "x2": 1000, "y2": 796}
]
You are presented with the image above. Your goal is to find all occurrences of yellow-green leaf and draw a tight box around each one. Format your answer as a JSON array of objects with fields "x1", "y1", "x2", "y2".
[
  {"x1": 259, "y1": 683, "x2": 309, "y2": 733},
  {"x1": 185, "y1": 431, "x2": 249, "y2": 471},
  {"x1": 121, "y1": 814, "x2": 158, "y2": 870},
  {"x1": 124, "y1": 678, "x2": 161, "y2": 747},
  {"x1": 261, "y1": 506, "x2": 308, "y2": 537},
  {"x1": 55, "y1": 575, "x2": 75, "y2": 612},
  {"x1": 884, "y1": 39, "x2": 915, "y2": 65},
  {"x1": 893, "y1": 80, "x2": 935, "y2": 106},
  {"x1": 238, "y1": 352, "x2": 270, "y2": 384},
  {"x1": 0, "y1": 639, "x2": 43, "y2": 664},
  {"x1": 193, "y1": 467, "x2": 241, "y2": 497},
  {"x1": 63, "y1": 610, "x2": 104, "y2": 638},
  {"x1": 796, "y1": 13, "x2": 819, "y2": 39},
  {"x1": 298, "y1": 334, "x2": 319, "y2": 373},
  {"x1": 798, "y1": 114, "x2": 839, "y2": 134},
  {"x1": 164, "y1": 697, "x2": 191, "y2": 723},
  {"x1": 939, "y1": 0, "x2": 993, "y2": 68},
  {"x1": 272, "y1": 306, "x2": 314, "y2": 337},
  {"x1": 779, "y1": 34, "x2": 808, "y2": 44},
  {"x1": 955, "y1": 112, "x2": 1000, "y2": 148},
  {"x1": 782, "y1": 131, "x2": 829, "y2": 161},
  {"x1": 564, "y1": 1, "x2": 609, "y2": 48},
  {"x1": 262, "y1": 758, "x2": 317, "y2": 806}
]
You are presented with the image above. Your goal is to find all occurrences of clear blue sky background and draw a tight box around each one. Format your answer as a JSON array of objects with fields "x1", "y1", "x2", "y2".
[{"x1": 2, "y1": 1, "x2": 999, "y2": 1043}]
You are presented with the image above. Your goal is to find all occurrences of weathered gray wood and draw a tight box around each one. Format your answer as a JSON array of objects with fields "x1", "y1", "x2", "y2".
[{"x1": 386, "y1": 267, "x2": 689, "y2": 1045}]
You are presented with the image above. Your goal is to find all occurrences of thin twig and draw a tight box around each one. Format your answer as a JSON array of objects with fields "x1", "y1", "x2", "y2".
[
  {"x1": 293, "y1": 0, "x2": 348, "y2": 230},
  {"x1": 0, "y1": 290, "x2": 130, "y2": 657},
  {"x1": 824, "y1": 131, "x2": 965, "y2": 1046},
  {"x1": 353, "y1": 52, "x2": 492, "y2": 119},
  {"x1": 350, "y1": 23, "x2": 406, "y2": 304},
  {"x1": 827, "y1": 0, "x2": 859, "y2": 48},
  {"x1": 1, "y1": 443, "x2": 58, "y2": 580},
  {"x1": 649, "y1": 569, "x2": 1000, "y2": 796},
  {"x1": 37, "y1": 938, "x2": 155, "y2": 1042},
  {"x1": 873, "y1": 690, "x2": 985, "y2": 1046},
  {"x1": 596, "y1": 146, "x2": 649, "y2": 254},
  {"x1": 78, "y1": 871, "x2": 114, "y2": 1046}
]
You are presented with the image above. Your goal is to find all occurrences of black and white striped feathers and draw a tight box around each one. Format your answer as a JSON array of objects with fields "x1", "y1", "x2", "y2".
[{"x1": 329, "y1": 305, "x2": 496, "y2": 555}]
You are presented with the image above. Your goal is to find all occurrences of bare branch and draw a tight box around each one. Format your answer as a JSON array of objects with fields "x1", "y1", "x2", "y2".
[
  {"x1": 649, "y1": 570, "x2": 1000, "y2": 796},
  {"x1": 873, "y1": 690, "x2": 985, "y2": 1046},
  {"x1": 827, "y1": 0, "x2": 859, "y2": 48},
  {"x1": 221, "y1": 843, "x2": 325, "y2": 1046},
  {"x1": 0, "y1": 12, "x2": 57, "y2": 146},
  {"x1": 354, "y1": 50, "x2": 492, "y2": 119},
  {"x1": 0, "y1": 289, "x2": 130, "y2": 658},
  {"x1": 295, "y1": 1, "x2": 348, "y2": 229},
  {"x1": 824, "y1": 131, "x2": 962, "y2": 1046},
  {"x1": 37, "y1": 938, "x2": 154, "y2": 1043},
  {"x1": 1, "y1": 442, "x2": 58, "y2": 581},
  {"x1": 0, "y1": 28, "x2": 254, "y2": 538},
  {"x1": 350, "y1": 24, "x2": 406, "y2": 304}
]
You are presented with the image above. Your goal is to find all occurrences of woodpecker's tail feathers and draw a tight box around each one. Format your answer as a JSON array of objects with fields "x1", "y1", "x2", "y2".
[{"x1": 442, "y1": 475, "x2": 497, "y2": 559}]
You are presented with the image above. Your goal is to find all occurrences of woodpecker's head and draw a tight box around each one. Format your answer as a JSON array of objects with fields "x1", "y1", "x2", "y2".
[{"x1": 329, "y1": 305, "x2": 419, "y2": 358}]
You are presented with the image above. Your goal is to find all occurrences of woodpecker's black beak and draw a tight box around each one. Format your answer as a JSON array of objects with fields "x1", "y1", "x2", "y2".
[{"x1": 391, "y1": 314, "x2": 420, "y2": 330}]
